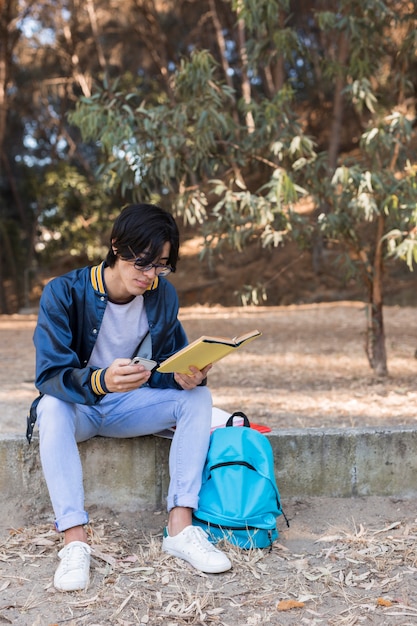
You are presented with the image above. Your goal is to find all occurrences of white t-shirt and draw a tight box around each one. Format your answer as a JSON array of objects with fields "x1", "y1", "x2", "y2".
[{"x1": 87, "y1": 296, "x2": 149, "y2": 368}]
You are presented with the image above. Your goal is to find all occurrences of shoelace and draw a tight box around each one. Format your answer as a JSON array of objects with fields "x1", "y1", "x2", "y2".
[
  {"x1": 61, "y1": 544, "x2": 90, "y2": 573},
  {"x1": 188, "y1": 526, "x2": 220, "y2": 553}
]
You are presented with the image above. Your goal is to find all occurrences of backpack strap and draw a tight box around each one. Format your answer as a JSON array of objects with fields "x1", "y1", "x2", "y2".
[{"x1": 226, "y1": 411, "x2": 250, "y2": 428}]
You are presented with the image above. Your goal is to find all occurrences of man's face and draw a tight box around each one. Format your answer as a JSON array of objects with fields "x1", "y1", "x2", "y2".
[{"x1": 112, "y1": 241, "x2": 171, "y2": 298}]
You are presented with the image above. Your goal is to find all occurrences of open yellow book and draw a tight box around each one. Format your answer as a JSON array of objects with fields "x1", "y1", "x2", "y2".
[{"x1": 157, "y1": 329, "x2": 261, "y2": 374}]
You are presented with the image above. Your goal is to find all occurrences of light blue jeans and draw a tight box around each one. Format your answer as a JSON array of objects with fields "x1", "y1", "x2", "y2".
[{"x1": 37, "y1": 386, "x2": 212, "y2": 532}]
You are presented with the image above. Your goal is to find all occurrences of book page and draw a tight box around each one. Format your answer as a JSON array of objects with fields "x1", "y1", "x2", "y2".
[{"x1": 156, "y1": 329, "x2": 261, "y2": 374}]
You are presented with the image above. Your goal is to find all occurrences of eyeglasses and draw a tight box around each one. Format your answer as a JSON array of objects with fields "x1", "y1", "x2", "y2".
[{"x1": 126, "y1": 247, "x2": 173, "y2": 277}]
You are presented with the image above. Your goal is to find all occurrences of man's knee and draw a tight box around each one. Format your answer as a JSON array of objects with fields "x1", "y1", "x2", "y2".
[
  {"x1": 37, "y1": 395, "x2": 75, "y2": 431},
  {"x1": 191, "y1": 385, "x2": 212, "y2": 403}
]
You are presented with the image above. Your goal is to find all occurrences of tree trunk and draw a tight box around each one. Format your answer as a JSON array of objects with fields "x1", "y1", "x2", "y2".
[
  {"x1": 208, "y1": 0, "x2": 234, "y2": 92},
  {"x1": 236, "y1": 0, "x2": 255, "y2": 134},
  {"x1": 0, "y1": 221, "x2": 18, "y2": 312},
  {"x1": 313, "y1": 31, "x2": 349, "y2": 274},
  {"x1": 365, "y1": 214, "x2": 387, "y2": 376},
  {"x1": 0, "y1": 241, "x2": 9, "y2": 314},
  {"x1": 131, "y1": 0, "x2": 176, "y2": 102},
  {"x1": 365, "y1": 300, "x2": 387, "y2": 377},
  {"x1": 327, "y1": 31, "x2": 349, "y2": 172},
  {"x1": 263, "y1": 9, "x2": 285, "y2": 96}
]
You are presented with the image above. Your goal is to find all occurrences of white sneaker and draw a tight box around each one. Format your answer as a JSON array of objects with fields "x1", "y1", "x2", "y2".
[
  {"x1": 162, "y1": 525, "x2": 232, "y2": 574},
  {"x1": 54, "y1": 541, "x2": 91, "y2": 591}
]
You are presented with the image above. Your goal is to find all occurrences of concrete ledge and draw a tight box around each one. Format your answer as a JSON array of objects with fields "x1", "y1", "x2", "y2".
[
  {"x1": 271, "y1": 426, "x2": 417, "y2": 498},
  {"x1": 0, "y1": 435, "x2": 172, "y2": 528},
  {"x1": 1, "y1": 426, "x2": 416, "y2": 528}
]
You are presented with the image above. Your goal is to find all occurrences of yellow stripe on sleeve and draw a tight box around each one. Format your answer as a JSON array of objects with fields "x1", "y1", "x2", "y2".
[{"x1": 91, "y1": 369, "x2": 106, "y2": 396}]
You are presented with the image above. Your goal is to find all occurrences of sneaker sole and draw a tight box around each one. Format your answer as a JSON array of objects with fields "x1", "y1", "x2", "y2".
[
  {"x1": 54, "y1": 579, "x2": 89, "y2": 592},
  {"x1": 162, "y1": 545, "x2": 232, "y2": 574}
]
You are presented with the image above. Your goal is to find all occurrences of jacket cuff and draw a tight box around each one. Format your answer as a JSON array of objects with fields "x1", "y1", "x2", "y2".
[{"x1": 91, "y1": 368, "x2": 111, "y2": 396}]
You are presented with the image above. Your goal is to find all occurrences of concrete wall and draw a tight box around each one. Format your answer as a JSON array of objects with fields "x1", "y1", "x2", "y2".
[
  {"x1": 271, "y1": 426, "x2": 417, "y2": 498},
  {"x1": 1, "y1": 426, "x2": 416, "y2": 530}
]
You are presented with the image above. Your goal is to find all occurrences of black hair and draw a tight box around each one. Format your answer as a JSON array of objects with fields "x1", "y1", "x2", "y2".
[{"x1": 106, "y1": 203, "x2": 180, "y2": 271}]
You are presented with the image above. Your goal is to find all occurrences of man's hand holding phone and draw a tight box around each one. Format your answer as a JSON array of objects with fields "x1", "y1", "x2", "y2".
[
  {"x1": 104, "y1": 357, "x2": 156, "y2": 392},
  {"x1": 129, "y1": 356, "x2": 157, "y2": 370}
]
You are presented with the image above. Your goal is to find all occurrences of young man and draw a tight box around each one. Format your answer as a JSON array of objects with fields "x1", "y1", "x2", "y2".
[{"x1": 27, "y1": 203, "x2": 231, "y2": 592}]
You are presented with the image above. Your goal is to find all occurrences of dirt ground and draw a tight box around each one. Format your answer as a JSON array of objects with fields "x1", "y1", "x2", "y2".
[
  {"x1": 1, "y1": 497, "x2": 417, "y2": 626},
  {"x1": 3, "y1": 302, "x2": 417, "y2": 434},
  {"x1": 1, "y1": 304, "x2": 417, "y2": 625}
]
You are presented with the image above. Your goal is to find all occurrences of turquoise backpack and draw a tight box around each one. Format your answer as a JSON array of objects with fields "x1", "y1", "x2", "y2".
[{"x1": 193, "y1": 412, "x2": 288, "y2": 549}]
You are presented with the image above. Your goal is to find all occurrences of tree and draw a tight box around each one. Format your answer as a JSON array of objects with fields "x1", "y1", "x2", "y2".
[
  {"x1": 317, "y1": 112, "x2": 417, "y2": 376},
  {"x1": 0, "y1": 0, "x2": 137, "y2": 310},
  {"x1": 309, "y1": 2, "x2": 417, "y2": 376},
  {"x1": 3, "y1": 0, "x2": 417, "y2": 361},
  {"x1": 0, "y1": 0, "x2": 28, "y2": 311},
  {"x1": 69, "y1": 0, "x2": 417, "y2": 377},
  {"x1": 69, "y1": 1, "x2": 314, "y2": 269}
]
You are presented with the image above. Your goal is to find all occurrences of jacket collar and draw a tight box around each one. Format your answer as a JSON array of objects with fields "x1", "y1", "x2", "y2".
[{"x1": 90, "y1": 261, "x2": 159, "y2": 294}]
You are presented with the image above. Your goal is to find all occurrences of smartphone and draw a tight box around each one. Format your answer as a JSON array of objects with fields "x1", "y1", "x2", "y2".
[{"x1": 130, "y1": 356, "x2": 157, "y2": 370}]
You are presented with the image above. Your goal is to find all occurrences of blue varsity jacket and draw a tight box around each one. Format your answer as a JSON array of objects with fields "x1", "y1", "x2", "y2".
[{"x1": 26, "y1": 262, "x2": 192, "y2": 442}]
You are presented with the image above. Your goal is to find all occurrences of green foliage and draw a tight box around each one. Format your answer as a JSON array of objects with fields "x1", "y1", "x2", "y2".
[
  {"x1": 234, "y1": 0, "x2": 301, "y2": 73},
  {"x1": 71, "y1": 45, "x2": 315, "y2": 267},
  {"x1": 232, "y1": 0, "x2": 289, "y2": 30},
  {"x1": 384, "y1": 160, "x2": 417, "y2": 270},
  {"x1": 37, "y1": 163, "x2": 115, "y2": 264},
  {"x1": 346, "y1": 79, "x2": 378, "y2": 114},
  {"x1": 4, "y1": 0, "x2": 415, "y2": 319},
  {"x1": 316, "y1": 110, "x2": 417, "y2": 284},
  {"x1": 236, "y1": 283, "x2": 268, "y2": 307},
  {"x1": 70, "y1": 50, "x2": 236, "y2": 210},
  {"x1": 66, "y1": 0, "x2": 417, "y2": 320}
]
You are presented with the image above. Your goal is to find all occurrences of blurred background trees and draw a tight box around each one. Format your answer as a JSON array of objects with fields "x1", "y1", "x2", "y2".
[{"x1": 1, "y1": 0, "x2": 416, "y2": 374}]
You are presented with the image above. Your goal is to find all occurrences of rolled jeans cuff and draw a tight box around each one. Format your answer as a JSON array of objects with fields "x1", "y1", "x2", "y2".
[
  {"x1": 54, "y1": 511, "x2": 89, "y2": 533},
  {"x1": 166, "y1": 494, "x2": 199, "y2": 513}
]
